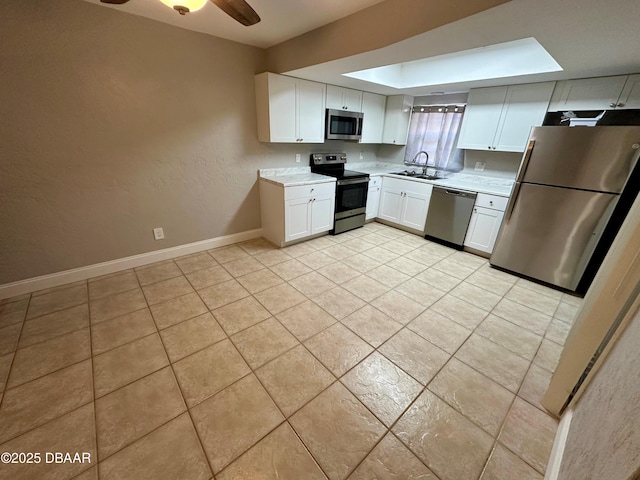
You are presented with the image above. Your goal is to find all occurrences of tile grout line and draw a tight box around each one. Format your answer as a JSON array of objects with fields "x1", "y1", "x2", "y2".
[
  {"x1": 0, "y1": 292, "x2": 32, "y2": 413},
  {"x1": 87, "y1": 280, "x2": 101, "y2": 480},
  {"x1": 131, "y1": 264, "x2": 217, "y2": 480}
]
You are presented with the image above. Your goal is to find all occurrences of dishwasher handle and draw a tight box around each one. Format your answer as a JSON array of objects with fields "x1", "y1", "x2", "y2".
[{"x1": 435, "y1": 187, "x2": 477, "y2": 199}]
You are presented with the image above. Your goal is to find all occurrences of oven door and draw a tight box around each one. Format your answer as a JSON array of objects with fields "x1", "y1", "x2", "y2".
[
  {"x1": 335, "y1": 178, "x2": 369, "y2": 219},
  {"x1": 326, "y1": 109, "x2": 363, "y2": 141}
]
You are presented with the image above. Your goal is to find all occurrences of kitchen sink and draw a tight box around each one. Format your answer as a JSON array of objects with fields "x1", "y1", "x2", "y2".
[{"x1": 390, "y1": 171, "x2": 441, "y2": 180}]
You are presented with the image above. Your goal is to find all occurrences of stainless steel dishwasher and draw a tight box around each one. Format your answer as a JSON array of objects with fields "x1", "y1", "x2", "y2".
[{"x1": 424, "y1": 187, "x2": 477, "y2": 248}]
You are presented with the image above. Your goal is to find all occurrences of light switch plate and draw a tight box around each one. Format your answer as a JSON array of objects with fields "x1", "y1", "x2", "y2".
[
  {"x1": 153, "y1": 227, "x2": 165, "y2": 240},
  {"x1": 295, "y1": 154, "x2": 301, "y2": 163},
  {"x1": 474, "y1": 161, "x2": 486, "y2": 172}
]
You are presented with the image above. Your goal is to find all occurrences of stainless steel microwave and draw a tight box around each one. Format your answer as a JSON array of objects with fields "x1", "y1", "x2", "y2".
[{"x1": 326, "y1": 109, "x2": 363, "y2": 141}]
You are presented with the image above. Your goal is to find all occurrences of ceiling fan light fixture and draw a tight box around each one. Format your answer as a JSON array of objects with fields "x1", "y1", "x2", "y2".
[{"x1": 159, "y1": 0, "x2": 207, "y2": 15}]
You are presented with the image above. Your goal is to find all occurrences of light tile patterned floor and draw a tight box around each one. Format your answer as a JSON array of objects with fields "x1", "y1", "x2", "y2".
[{"x1": 0, "y1": 222, "x2": 581, "y2": 480}]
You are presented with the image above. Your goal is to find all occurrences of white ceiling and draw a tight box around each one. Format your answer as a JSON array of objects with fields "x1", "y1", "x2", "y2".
[
  {"x1": 84, "y1": 0, "x2": 640, "y2": 95},
  {"x1": 287, "y1": 0, "x2": 640, "y2": 96},
  {"x1": 82, "y1": 0, "x2": 386, "y2": 48}
]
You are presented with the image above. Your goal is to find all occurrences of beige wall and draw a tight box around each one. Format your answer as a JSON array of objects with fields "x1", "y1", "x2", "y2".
[
  {"x1": 557, "y1": 302, "x2": 640, "y2": 480},
  {"x1": 265, "y1": 0, "x2": 509, "y2": 74},
  {"x1": 0, "y1": 0, "x2": 380, "y2": 285}
]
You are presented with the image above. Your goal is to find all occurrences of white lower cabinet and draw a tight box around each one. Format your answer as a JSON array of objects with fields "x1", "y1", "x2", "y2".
[
  {"x1": 260, "y1": 179, "x2": 336, "y2": 247},
  {"x1": 378, "y1": 177, "x2": 432, "y2": 232},
  {"x1": 464, "y1": 193, "x2": 508, "y2": 255},
  {"x1": 365, "y1": 176, "x2": 381, "y2": 220}
]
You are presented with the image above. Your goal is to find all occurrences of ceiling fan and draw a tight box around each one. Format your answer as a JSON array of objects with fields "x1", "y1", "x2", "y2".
[{"x1": 100, "y1": 0, "x2": 261, "y2": 26}]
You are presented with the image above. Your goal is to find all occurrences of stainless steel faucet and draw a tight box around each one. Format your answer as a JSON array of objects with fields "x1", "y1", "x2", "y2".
[{"x1": 411, "y1": 151, "x2": 429, "y2": 175}]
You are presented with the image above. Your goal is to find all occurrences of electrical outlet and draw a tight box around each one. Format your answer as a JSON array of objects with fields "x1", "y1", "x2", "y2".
[
  {"x1": 153, "y1": 227, "x2": 165, "y2": 240},
  {"x1": 474, "y1": 161, "x2": 486, "y2": 172},
  {"x1": 359, "y1": 152, "x2": 364, "y2": 160},
  {"x1": 295, "y1": 153, "x2": 301, "y2": 163}
]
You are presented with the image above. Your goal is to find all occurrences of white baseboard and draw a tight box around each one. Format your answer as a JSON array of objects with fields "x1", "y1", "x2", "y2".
[
  {"x1": 0, "y1": 228, "x2": 263, "y2": 300},
  {"x1": 544, "y1": 408, "x2": 573, "y2": 480}
]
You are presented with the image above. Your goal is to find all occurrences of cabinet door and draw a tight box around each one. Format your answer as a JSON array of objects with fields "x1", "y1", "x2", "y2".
[
  {"x1": 548, "y1": 76, "x2": 628, "y2": 111},
  {"x1": 343, "y1": 88, "x2": 363, "y2": 111},
  {"x1": 310, "y1": 195, "x2": 335, "y2": 234},
  {"x1": 326, "y1": 85, "x2": 362, "y2": 111},
  {"x1": 297, "y1": 79, "x2": 326, "y2": 143},
  {"x1": 382, "y1": 95, "x2": 413, "y2": 145},
  {"x1": 267, "y1": 74, "x2": 297, "y2": 142},
  {"x1": 378, "y1": 187, "x2": 403, "y2": 223},
  {"x1": 457, "y1": 86, "x2": 507, "y2": 151},
  {"x1": 360, "y1": 92, "x2": 386, "y2": 144},
  {"x1": 400, "y1": 190, "x2": 431, "y2": 231},
  {"x1": 617, "y1": 74, "x2": 640, "y2": 109},
  {"x1": 285, "y1": 197, "x2": 311, "y2": 242},
  {"x1": 464, "y1": 206, "x2": 504, "y2": 254},
  {"x1": 493, "y1": 82, "x2": 555, "y2": 152},
  {"x1": 366, "y1": 186, "x2": 381, "y2": 220}
]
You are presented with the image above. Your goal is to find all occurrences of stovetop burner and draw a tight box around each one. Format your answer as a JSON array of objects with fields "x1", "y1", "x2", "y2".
[{"x1": 310, "y1": 153, "x2": 369, "y2": 180}]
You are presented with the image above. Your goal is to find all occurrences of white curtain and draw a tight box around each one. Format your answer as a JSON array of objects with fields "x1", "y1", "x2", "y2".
[{"x1": 404, "y1": 106, "x2": 465, "y2": 171}]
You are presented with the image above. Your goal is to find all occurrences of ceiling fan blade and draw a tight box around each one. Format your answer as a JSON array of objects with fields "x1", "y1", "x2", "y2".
[
  {"x1": 100, "y1": 0, "x2": 131, "y2": 4},
  {"x1": 210, "y1": 0, "x2": 261, "y2": 26}
]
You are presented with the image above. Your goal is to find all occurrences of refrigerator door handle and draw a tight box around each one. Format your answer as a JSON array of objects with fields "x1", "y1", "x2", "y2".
[
  {"x1": 516, "y1": 139, "x2": 535, "y2": 183},
  {"x1": 505, "y1": 182, "x2": 521, "y2": 221}
]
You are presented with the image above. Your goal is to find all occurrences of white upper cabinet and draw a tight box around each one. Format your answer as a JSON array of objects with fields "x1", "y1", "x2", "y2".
[
  {"x1": 618, "y1": 74, "x2": 640, "y2": 109},
  {"x1": 382, "y1": 95, "x2": 414, "y2": 145},
  {"x1": 458, "y1": 82, "x2": 555, "y2": 153},
  {"x1": 255, "y1": 72, "x2": 326, "y2": 143},
  {"x1": 326, "y1": 85, "x2": 363, "y2": 111},
  {"x1": 457, "y1": 87, "x2": 507, "y2": 151},
  {"x1": 548, "y1": 74, "x2": 640, "y2": 111},
  {"x1": 360, "y1": 92, "x2": 386, "y2": 144},
  {"x1": 494, "y1": 82, "x2": 557, "y2": 151}
]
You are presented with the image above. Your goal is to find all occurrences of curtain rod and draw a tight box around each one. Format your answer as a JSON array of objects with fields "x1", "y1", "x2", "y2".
[{"x1": 412, "y1": 105, "x2": 465, "y2": 113}]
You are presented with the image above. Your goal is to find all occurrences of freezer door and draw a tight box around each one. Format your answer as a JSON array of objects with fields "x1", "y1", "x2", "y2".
[
  {"x1": 490, "y1": 183, "x2": 618, "y2": 290},
  {"x1": 518, "y1": 126, "x2": 640, "y2": 193}
]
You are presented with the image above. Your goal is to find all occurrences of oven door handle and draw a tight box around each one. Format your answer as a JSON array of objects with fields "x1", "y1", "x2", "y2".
[{"x1": 337, "y1": 178, "x2": 369, "y2": 186}]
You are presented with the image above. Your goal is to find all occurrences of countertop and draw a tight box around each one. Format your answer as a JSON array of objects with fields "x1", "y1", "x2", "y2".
[
  {"x1": 348, "y1": 162, "x2": 514, "y2": 197},
  {"x1": 259, "y1": 167, "x2": 337, "y2": 187},
  {"x1": 259, "y1": 164, "x2": 514, "y2": 196}
]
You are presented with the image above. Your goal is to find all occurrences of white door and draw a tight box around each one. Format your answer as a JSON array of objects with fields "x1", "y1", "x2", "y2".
[
  {"x1": 548, "y1": 76, "x2": 628, "y2": 111},
  {"x1": 360, "y1": 92, "x2": 386, "y2": 144},
  {"x1": 285, "y1": 197, "x2": 311, "y2": 242},
  {"x1": 268, "y1": 74, "x2": 297, "y2": 142},
  {"x1": 400, "y1": 191, "x2": 431, "y2": 231},
  {"x1": 378, "y1": 187, "x2": 403, "y2": 223},
  {"x1": 493, "y1": 82, "x2": 555, "y2": 152},
  {"x1": 296, "y1": 79, "x2": 326, "y2": 143},
  {"x1": 366, "y1": 186, "x2": 381, "y2": 220},
  {"x1": 310, "y1": 194, "x2": 334, "y2": 234},
  {"x1": 464, "y1": 207, "x2": 504, "y2": 254},
  {"x1": 457, "y1": 86, "x2": 507, "y2": 151},
  {"x1": 617, "y1": 74, "x2": 640, "y2": 109}
]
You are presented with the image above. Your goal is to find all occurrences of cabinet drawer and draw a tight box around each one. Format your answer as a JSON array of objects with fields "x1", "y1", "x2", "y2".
[
  {"x1": 369, "y1": 176, "x2": 381, "y2": 187},
  {"x1": 284, "y1": 182, "x2": 335, "y2": 200},
  {"x1": 475, "y1": 193, "x2": 509, "y2": 211}
]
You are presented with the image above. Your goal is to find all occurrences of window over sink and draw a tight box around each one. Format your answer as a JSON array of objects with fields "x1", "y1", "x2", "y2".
[{"x1": 404, "y1": 105, "x2": 465, "y2": 171}]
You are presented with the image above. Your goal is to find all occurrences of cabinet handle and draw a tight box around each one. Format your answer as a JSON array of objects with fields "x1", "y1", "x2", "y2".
[
  {"x1": 492, "y1": 146, "x2": 496, "y2": 150},
  {"x1": 474, "y1": 208, "x2": 477, "y2": 212},
  {"x1": 489, "y1": 201, "x2": 494, "y2": 206},
  {"x1": 618, "y1": 103, "x2": 625, "y2": 107},
  {"x1": 610, "y1": 102, "x2": 617, "y2": 108}
]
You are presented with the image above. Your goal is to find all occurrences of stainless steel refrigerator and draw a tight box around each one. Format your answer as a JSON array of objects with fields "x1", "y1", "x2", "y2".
[{"x1": 490, "y1": 126, "x2": 640, "y2": 292}]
